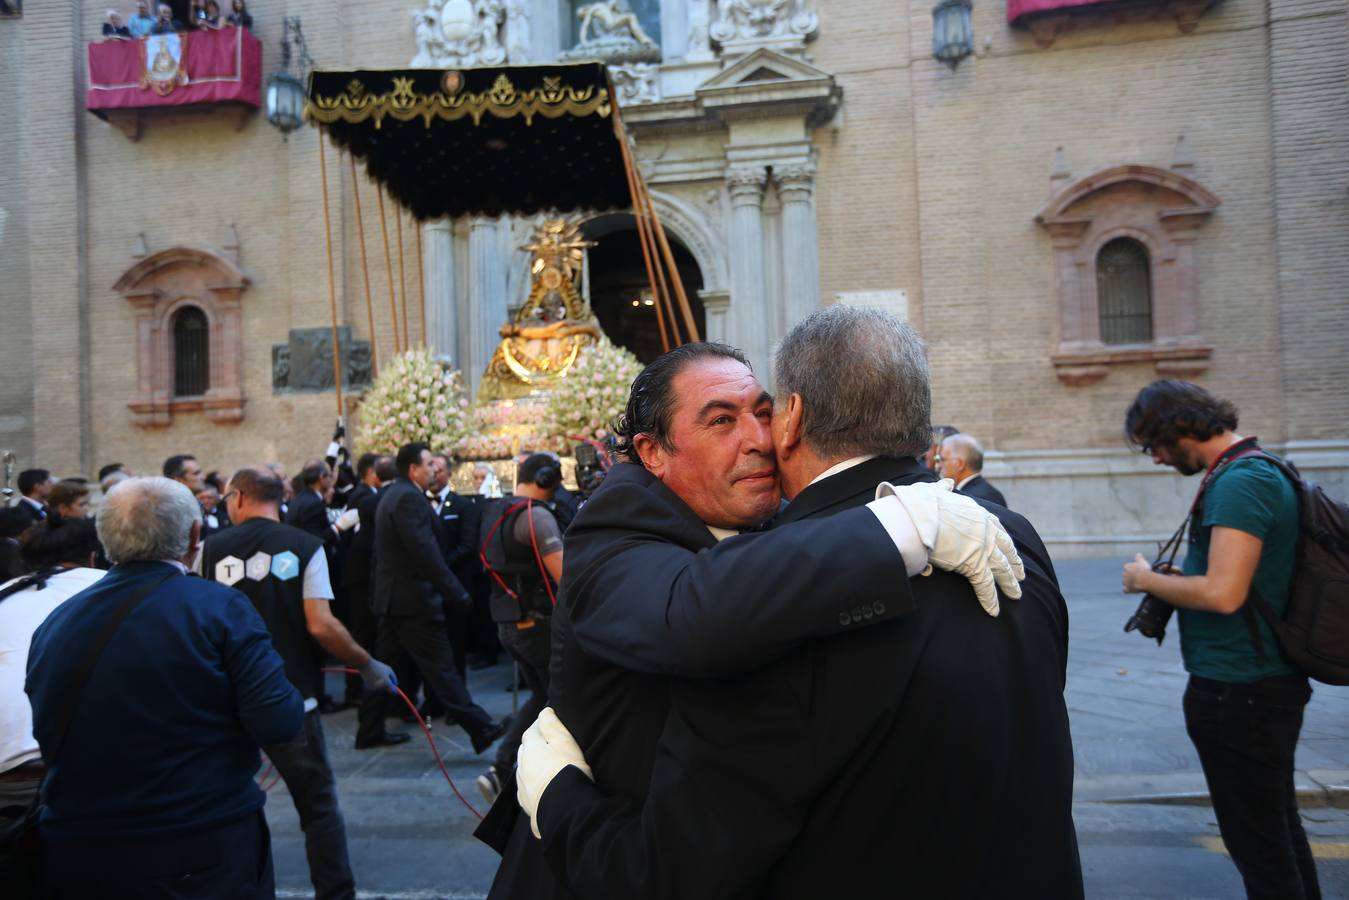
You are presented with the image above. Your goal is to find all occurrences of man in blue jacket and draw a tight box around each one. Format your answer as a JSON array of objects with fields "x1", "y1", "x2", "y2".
[{"x1": 26, "y1": 476, "x2": 303, "y2": 899}]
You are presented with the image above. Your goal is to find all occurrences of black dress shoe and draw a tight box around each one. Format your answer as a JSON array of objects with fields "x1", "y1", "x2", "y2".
[
  {"x1": 354, "y1": 731, "x2": 412, "y2": 750},
  {"x1": 470, "y1": 717, "x2": 511, "y2": 755}
]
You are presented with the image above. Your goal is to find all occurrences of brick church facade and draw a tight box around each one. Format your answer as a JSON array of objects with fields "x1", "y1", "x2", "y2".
[{"x1": 2, "y1": 0, "x2": 1346, "y2": 556}]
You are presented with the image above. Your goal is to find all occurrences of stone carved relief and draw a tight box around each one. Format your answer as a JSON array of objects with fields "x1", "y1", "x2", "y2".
[
  {"x1": 411, "y1": 0, "x2": 506, "y2": 68},
  {"x1": 560, "y1": 0, "x2": 661, "y2": 105},
  {"x1": 710, "y1": 0, "x2": 819, "y2": 52},
  {"x1": 503, "y1": 0, "x2": 529, "y2": 62},
  {"x1": 271, "y1": 328, "x2": 373, "y2": 393}
]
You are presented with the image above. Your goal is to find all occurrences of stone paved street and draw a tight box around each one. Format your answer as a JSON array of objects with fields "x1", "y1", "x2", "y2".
[{"x1": 268, "y1": 558, "x2": 1349, "y2": 898}]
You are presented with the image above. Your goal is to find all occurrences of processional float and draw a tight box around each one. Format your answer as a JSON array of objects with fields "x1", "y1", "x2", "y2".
[{"x1": 303, "y1": 62, "x2": 699, "y2": 424}]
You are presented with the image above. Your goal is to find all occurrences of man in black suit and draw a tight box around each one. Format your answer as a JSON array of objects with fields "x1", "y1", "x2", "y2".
[
  {"x1": 354, "y1": 442, "x2": 507, "y2": 752},
  {"x1": 335, "y1": 453, "x2": 388, "y2": 705},
  {"x1": 941, "y1": 431, "x2": 1010, "y2": 507},
  {"x1": 481, "y1": 342, "x2": 1027, "y2": 898},
  {"x1": 14, "y1": 468, "x2": 53, "y2": 524},
  {"x1": 514, "y1": 307, "x2": 1082, "y2": 899},
  {"x1": 427, "y1": 452, "x2": 480, "y2": 682},
  {"x1": 285, "y1": 459, "x2": 338, "y2": 549}
]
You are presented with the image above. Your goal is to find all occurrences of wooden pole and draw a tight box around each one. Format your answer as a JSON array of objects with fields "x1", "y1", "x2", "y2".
[
  {"x1": 349, "y1": 153, "x2": 379, "y2": 376},
  {"x1": 395, "y1": 207, "x2": 410, "y2": 352},
  {"x1": 641, "y1": 172, "x2": 701, "y2": 343},
  {"x1": 375, "y1": 186, "x2": 401, "y2": 354},
  {"x1": 610, "y1": 92, "x2": 674, "y2": 349},
  {"x1": 415, "y1": 218, "x2": 427, "y2": 349},
  {"x1": 317, "y1": 128, "x2": 344, "y2": 416}
]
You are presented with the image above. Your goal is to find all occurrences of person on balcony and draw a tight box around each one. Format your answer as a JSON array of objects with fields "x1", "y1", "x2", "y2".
[
  {"x1": 225, "y1": 0, "x2": 252, "y2": 29},
  {"x1": 202, "y1": 0, "x2": 222, "y2": 28},
  {"x1": 101, "y1": 10, "x2": 132, "y2": 39},
  {"x1": 150, "y1": 3, "x2": 185, "y2": 33},
  {"x1": 127, "y1": 0, "x2": 155, "y2": 37}
]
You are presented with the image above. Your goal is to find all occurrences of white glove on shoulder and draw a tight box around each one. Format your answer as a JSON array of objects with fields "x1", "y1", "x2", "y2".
[
  {"x1": 874, "y1": 479, "x2": 1025, "y2": 616},
  {"x1": 517, "y1": 707, "x2": 593, "y2": 839}
]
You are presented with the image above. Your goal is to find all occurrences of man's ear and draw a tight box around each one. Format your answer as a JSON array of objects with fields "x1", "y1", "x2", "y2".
[
  {"x1": 183, "y1": 519, "x2": 202, "y2": 567},
  {"x1": 775, "y1": 393, "x2": 805, "y2": 461},
  {"x1": 633, "y1": 433, "x2": 668, "y2": 480}
]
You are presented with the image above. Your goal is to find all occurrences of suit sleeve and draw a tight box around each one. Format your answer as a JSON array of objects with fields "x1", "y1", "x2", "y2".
[
  {"x1": 564, "y1": 506, "x2": 914, "y2": 677},
  {"x1": 390, "y1": 489, "x2": 470, "y2": 605},
  {"x1": 537, "y1": 670, "x2": 815, "y2": 900},
  {"x1": 220, "y1": 592, "x2": 304, "y2": 746}
]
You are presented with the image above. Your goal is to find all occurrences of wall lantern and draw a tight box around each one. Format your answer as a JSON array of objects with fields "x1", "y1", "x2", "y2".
[
  {"x1": 932, "y1": 0, "x2": 974, "y2": 69},
  {"x1": 266, "y1": 16, "x2": 313, "y2": 137}
]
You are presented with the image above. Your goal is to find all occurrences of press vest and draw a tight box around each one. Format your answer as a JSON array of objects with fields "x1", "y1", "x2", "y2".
[
  {"x1": 482, "y1": 500, "x2": 554, "y2": 623},
  {"x1": 201, "y1": 517, "x2": 325, "y2": 699}
]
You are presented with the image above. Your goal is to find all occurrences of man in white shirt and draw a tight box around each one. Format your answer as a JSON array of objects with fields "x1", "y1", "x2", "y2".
[{"x1": 0, "y1": 516, "x2": 105, "y2": 820}]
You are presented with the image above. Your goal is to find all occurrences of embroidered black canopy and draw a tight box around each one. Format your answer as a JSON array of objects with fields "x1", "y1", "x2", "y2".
[{"x1": 306, "y1": 63, "x2": 630, "y2": 220}]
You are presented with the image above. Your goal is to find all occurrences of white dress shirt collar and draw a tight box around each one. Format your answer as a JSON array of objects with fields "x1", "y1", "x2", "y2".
[{"x1": 807, "y1": 454, "x2": 878, "y2": 488}]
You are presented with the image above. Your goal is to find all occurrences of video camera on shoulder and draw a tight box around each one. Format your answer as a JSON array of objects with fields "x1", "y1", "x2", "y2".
[{"x1": 573, "y1": 439, "x2": 610, "y2": 499}]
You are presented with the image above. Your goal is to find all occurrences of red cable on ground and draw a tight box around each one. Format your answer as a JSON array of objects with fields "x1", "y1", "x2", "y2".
[{"x1": 317, "y1": 666, "x2": 484, "y2": 820}]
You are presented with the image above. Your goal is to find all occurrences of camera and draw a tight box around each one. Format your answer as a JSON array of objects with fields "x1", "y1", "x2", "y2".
[
  {"x1": 1123, "y1": 562, "x2": 1176, "y2": 645},
  {"x1": 573, "y1": 441, "x2": 607, "y2": 498}
]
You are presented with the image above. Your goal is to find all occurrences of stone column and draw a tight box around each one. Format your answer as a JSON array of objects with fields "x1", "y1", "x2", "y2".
[
  {"x1": 468, "y1": 217, "x2": 507, "y2": 395},
  {"x1": 776, "y1": 164, "x2": 821, "y2": 333},
  {"x1": 726, "y1": 167, "x2": 770, "y2": 379},
  {"x1": 422, "y1": 220, "x2": 458, "y2": 364}
]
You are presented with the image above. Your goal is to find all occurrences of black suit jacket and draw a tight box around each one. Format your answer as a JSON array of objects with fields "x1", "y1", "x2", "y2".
[
  {"x1": 484, "y1": 462, "x2": 920, "y2": 899},
  {"x1": 341, "y1": 485, "x2": 382, "y2": 589},
  {"x1": 959, "y1": 473, "x2": 1008, "y2": 508},
  {"x1": 371, "y1": 479, "x2": 469, "y2": 619},
  {"x1": 534, "y1": 457, "x2": 1082, "y2": 900},
  {"x1": 284, "y1": 490, "x2": 334, "y2": 548},
  {"x1": 14, "y1": 500, "x2": 44, "y2": 526}
]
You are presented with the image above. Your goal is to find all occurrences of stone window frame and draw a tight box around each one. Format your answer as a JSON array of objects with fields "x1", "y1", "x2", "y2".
[
  {"x1": 1035, "y1": 164, "x2": 1219, "y2": 386},
  {"x1": 113, "y1": 246, "x2": 249, "y2": 427}
]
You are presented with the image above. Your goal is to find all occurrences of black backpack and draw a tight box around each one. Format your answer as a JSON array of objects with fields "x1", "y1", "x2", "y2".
[{"x1": 1226, "y1": 449, "x2": 1349, "y2": 685}]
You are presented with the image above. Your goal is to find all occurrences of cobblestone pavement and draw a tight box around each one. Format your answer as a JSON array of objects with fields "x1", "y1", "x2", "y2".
[{"x1": 266, "y1": 558, "x2": 1349, "y2": 898}]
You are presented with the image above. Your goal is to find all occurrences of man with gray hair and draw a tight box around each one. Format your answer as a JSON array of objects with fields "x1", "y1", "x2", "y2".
[
  {"x1": 25, "y1": 477, "x2": 303, "y2": 898},
  {"x1": 941, "y1": 431, "x2": 1009, "y2": 507},
  {"x1": 512, "y1": 306, "x2": 1082, "y2": 898}
]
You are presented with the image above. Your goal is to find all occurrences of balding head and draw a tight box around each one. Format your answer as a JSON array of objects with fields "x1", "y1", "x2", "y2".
[
  {"x1": 226, "y1": 466, "x2": 285, "y2": 524},
  {"x1": 96, "y1": 477, "x2": 202, "y2": 564},
  {"x1": 939, "y1": 433, "x2": 985, "y2": 484}
]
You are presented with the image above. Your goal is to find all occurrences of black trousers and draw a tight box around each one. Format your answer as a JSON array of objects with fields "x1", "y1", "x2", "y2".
[
  {"x1": 264, "y1": 710, "x2": 354, "y2": 900},
  {"x1": 1184, "y1": 673, "x2": 1321, "y2": 900},
  {"x1": 41, "y1": 810, "x2": 273, "y2": 899},
  {"x1": 344, "y1": 581, "x2": 379, "y2": 703},
  {"x1": 493, "y1": 616, "x2": 552, "y2": 773},
  {"x1": 357, "y1": 614, "x2": 494, "y2": 744}
]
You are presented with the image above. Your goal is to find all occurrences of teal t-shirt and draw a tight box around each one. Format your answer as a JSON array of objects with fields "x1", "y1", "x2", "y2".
[{"x1": 1179, "y1": 456, "x2": 1299, "y2": 682}]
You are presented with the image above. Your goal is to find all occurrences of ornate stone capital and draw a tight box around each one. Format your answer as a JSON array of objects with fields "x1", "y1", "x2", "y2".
[
  {"x1": 727, "y1": 167, "x2": 767, "y2": 207},
  {"x1": 775, "y1": 164, "x2": 815, "y2": 202}
]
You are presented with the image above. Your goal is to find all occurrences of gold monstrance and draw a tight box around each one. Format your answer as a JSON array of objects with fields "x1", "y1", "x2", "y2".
[{"x1": 477, "y1": 220, "x2": 603, "y2": 403}]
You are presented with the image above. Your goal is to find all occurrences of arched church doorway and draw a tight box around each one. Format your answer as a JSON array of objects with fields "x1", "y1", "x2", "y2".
[{"x1": 582, "y1": 215, "x2": 705, "y2": 365}]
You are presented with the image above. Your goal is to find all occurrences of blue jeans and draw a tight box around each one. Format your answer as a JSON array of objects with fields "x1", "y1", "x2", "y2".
[
  {"x1": 264, "y1": 710, "x2": 355, "y2": 900},
  {"x1": 1184, "y1": 673, "x2": 1320, "y2": 900}
]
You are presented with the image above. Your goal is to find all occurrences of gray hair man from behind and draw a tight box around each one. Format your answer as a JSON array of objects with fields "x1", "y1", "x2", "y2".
[
  {"x1": 24, "y1": 474, "x2": 303, "y2": 897},
  {"x1": 97, "y1": 476, "x2": 203, "y2": 565},
  {"x1": 774, "y1": 305, "x2": 932, "y2": 461}
]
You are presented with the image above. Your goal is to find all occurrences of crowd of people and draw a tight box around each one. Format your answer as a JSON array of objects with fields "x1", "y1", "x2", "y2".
[
  {"x1": 0, "y1": 305, "x2": 1327, "y2": 900},
  {"x1": 101, "y1": 0, "x2": 252, "y2": 40}
]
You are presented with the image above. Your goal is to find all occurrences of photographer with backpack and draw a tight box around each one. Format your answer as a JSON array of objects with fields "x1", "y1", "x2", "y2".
[{"x1": 1120, "y1": 379, "x2": 1325, "y2": 900}]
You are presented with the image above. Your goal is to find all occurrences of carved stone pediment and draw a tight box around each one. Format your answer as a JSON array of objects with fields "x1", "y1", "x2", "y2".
[{"x1": 695, "y1": 48, "x2": 838, "y2": 124}]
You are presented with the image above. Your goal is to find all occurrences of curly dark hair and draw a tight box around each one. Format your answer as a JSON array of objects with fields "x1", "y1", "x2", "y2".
[
  {"x1": 613, "y1": 343, "x2": 751, "y2": 466},
  {"x1": 19, "y1": 514, "x2": 102, "y2": 570},
  {"x1": 1124, "y1": 379, "x2": 1239, "y2": 452}
]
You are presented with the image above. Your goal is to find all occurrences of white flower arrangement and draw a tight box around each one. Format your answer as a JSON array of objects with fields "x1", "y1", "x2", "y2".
[
  {"x1": 356, "y1": 348, "x2": 473, "y2": 456},
  {"x1": 547, "y1": 337, "x2": 643, "y2": 443}
]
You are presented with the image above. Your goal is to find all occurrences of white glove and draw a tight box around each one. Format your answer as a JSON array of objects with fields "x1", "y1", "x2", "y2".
[
  {"x1": 335, "y1": 507, "x2": 360, "y2": 532},
  {"x1": 517, "y1": 707, "x2": 593, "y2": 839},
  {"x1": 875, "y1": 479, "x2": 1025, "y2": 616}
]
